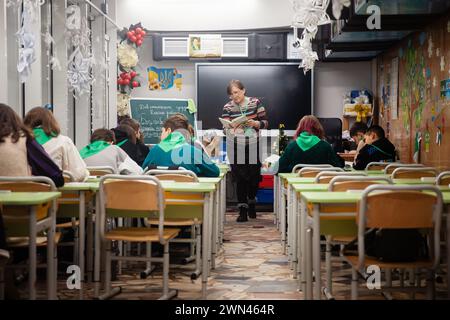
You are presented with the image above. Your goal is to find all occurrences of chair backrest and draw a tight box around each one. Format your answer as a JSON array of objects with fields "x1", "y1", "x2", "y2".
[
  {"x1": 87, "y1": 166, "x2": 115, "y2": 176},
  {"x1": 365, "y1": 162, "x2": 391, "y2": 171},
  {"x1": 314, "y1": 171, "x2": 366, "y2": 184},
  {"x1": 391, "y1": 167, "x2": 438, "y2": 179},
  {"x1": 298, "y1": 167, "x2": 343, "y2": 177},
  {"x1": 328, "y1": 176, "x2": 392, "y2": 191},
  {"x1": 291, "y1": 163, "x2": 332, "y2": 173},
  {"x1": 384, "y1": 163, "x2": 424, "y2": 174},
  {"x1": 99, "y1": 175, "x2": 167, "y2": 244},
  {"x1": 436, "y1": 171, "x2": 450, "y2": 186},
  {"x1": 0, "y1": 176, "x2": 57, "y2": 236},
  {"x1": 146, "y1": 169, "x2": 198, "y2": 182},
  {"x1": 63, "y1": 170, "x2": 75, "y2": 182},
  {"x1": 0, "y1": 176, "x2": 56, "y2": 192},
  {"x1": 356, "y1": 185, "x2": 442, "y2": 270}
]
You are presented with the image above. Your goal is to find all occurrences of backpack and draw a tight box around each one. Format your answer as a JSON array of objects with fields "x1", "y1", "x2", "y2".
[{"x1": 364, "y1": 228, "x2": 429, "y2": 262}]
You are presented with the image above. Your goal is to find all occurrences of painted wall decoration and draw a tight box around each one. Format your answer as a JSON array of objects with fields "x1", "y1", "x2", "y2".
[
  {"x1": 148, "y1": 66, "x2": 182, "y2": 91},
  {"x1": 377, "y1": 12, "x2": 450, "y2": 168}
]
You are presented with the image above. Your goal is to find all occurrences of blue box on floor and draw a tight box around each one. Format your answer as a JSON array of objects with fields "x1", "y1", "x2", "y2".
[{"x1": 256, "y1": 188, "x2": 273, "y2": 204}]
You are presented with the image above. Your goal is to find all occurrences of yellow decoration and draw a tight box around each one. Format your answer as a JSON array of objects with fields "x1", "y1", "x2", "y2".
[{"x1": 354, "y1": 103, "x2": 371, "y2": 122}]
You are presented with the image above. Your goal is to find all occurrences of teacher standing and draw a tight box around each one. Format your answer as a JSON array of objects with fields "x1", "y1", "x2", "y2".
[{"x1": 221, "y1": 80, "x2": 268, "y2": 222}]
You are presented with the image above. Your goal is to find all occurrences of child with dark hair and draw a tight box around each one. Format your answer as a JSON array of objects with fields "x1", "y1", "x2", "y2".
[
  {"x1": 119, "y1": 117, "x2": 149, "y2": 166},
  {"x1": 80, "y1": 128, "x2": 143, "y2": 174},
  {"x1": 353, "y1": 125, "x2": 396, "y2": 170},
  {"x1": 0, "y1": 103, "x2": 64, "y2": 187},
  {"x1": 141, "y1": 114, "x2": 219, "y2": 177}
]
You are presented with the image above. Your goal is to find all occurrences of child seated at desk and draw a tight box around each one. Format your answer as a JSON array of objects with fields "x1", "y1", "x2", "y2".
[
  {"x1": 353, "y1": 125, "x2": 396, "y2": 170},
  {"x1": 141, "y1": 114, "x2": 220, "y2": 177},
  {"x1": 80, "y1": 128, "x2": 143, "y2": 175},
  {"x1": 276, "y1": 115, "x2": 344, "y2": 173},
  {"x1": 118, "y1": 117, "x2": 149, "y2": 166},
  {"x1": 24, "y1": 107, "x2": 89, "y2": 182},
  {"x1": 0, "y1": 104, "x2": 64, "y2": 187}
]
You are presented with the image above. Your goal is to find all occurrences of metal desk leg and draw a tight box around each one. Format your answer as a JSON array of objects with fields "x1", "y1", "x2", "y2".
[
  {"x1": 94, "y1": 194, "x2": 101, "y2": 297},
  {"x1": 47, "y1": 200, "x2": 57, "y2": 299},
  {"x1": 201, "y1": 192, "x2": 211, "y2": 299},
  {"x1": 29, "y1": 206, "x2": 37, "y2": 300},
  {"x1": 78, "y1": 191, "x2": 85, "y2": 299},
  {"x1": 312, "y1": 204, "x2": 321, "y2": 300},
  {"x1": 211, "y1": 189, "x2": 219, "y2": 269}
]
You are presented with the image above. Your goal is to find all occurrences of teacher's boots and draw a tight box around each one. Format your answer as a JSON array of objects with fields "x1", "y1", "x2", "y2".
[{"x1": 236, "y1": 205, "x2": 248, "y2": 222}]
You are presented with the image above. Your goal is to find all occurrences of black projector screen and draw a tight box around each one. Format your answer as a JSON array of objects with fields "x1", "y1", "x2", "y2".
[{"x1": 196, "y1": 63, "x2": 312, "y2": 130}]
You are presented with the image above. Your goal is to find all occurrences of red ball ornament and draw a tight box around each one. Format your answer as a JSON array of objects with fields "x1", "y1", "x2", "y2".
[
  {"x1": 130, "y1": 71, "x2": 137, "y2": 78},
  {"x1": 117, "y1": 79, "x2": 122, "y2": 85},
  {"x1": 120, "y1": 72, "x2": 127, "y2": 79},
  {"x1": 130, "y1": 36, "x2": 137, "y2": 43},
  {"x1": 123, "y1": 79, "x2": 130, "y2": 85},
  {"x1": 135, "y1": 27, "x2": 142, "y2": 34},
  {"x1": 130, "y1": 29, "x2": 135, "y2": 35},
  {"x1": 127, "y1": 31, "x2": 133, "y2": 39},
  {"x1": 136, "y1": 33, "x2": 142, "y2": 40},
  {"x1": 132, "y1": 81, "x2": 139, "y2": 88},
  {"x1": 136, "y1": 39, "x2": 142, "y2": 46},
  {"x1": 140, "y1": 30, "x2": 146, "y2": 37}
]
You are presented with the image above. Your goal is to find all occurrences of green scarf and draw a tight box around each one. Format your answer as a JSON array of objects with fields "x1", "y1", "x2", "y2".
[
  {"x1": 159, "y1": 131, "x2": 188, "y2": 152},
  {"x1": 296, "y1": 131, "x2": 321, "y2": 151},
  {"x1": 33, "y1": 127, "x2": 56, "y2": 145},
  {"x1": 79, "y1": 140, "x2": 111, "y2": 159},
  {"x1": 116, "y1": 139, "x2": 128, "y2": 147}
]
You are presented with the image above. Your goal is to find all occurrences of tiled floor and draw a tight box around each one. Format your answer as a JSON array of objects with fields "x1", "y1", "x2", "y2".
[{"x1": 15, "y1": 211, "x2": 449, "y2": 300}]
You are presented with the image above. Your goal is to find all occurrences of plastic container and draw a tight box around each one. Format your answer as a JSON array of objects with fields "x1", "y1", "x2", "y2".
[
  {"x1": 258, "y1": 175, "x2": 274, "y2": 189},
  {"x1": 256, "y1": 188, "x2": 274, "y2": 204}
]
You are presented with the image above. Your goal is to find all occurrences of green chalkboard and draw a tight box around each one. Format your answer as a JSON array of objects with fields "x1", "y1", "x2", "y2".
[{"x1": 130, "y1": 98, "x2": 196, "y2": 145}]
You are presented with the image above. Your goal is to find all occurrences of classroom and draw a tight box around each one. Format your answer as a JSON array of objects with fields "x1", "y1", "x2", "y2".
[{"x1": 0, "y1": 0, "x2": 450, "y2": 304}]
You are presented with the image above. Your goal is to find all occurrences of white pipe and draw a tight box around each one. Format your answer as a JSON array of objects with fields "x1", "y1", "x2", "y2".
[{"x1": 84, "y1": 0, "x2": 120, "y2": 30}]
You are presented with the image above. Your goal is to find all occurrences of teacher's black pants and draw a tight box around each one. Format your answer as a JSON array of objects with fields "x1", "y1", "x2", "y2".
[{"x1": 227, "y1": 136, "x2": 262, "y2": 207}]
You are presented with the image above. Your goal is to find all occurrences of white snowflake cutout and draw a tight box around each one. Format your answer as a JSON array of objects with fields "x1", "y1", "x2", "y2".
[
  {"x1": 433, "y1": 77, "x2": 437, "y2": 88},
  {"x1": 441, "y1": 56, "x2": 446, "y2": 71}
]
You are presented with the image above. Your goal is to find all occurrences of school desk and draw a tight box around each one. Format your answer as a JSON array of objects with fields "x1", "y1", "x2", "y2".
[
  {"x1": 299, "y1": 191, "x2": 450, "y2": 300},
  {"x1": 0, "y1": 191, "x2": 61, "y2": 300},
  {"x1": 159, "y1": 181, "x2": 216, "y2": 298}
]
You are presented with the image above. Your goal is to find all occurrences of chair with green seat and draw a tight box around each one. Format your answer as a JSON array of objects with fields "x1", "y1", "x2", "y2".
[
  {"x1": 436, "y1": 171, "x2": 450, "y2": 185},
  {"x1": 384, "y1": 163, "x2": 424, "y2": 174},
  {"x1": 98, "y1": 175, "x2": 179, "y2": 300},
  {"x1": 291, "y1": 163, "x2": 332, "y2": 174},
  {"x1": 145, "y1": 169, "x2": 203, "y2": 280},
  {"x1": 314, "y1": 176, "x2": 393, "y2": 298},
  {"x1": 391, "y1": 167, "x2": 438, "y2": 179},
  {"x1": 0, "y1": 176, "x2": 59, "y2": 299},
  {"x1": 314, "y1": 171, "x2": 367, "y2": 184},
  {"x1": 344, "y1": 185, "x2": 443, "y2": 300},
  {"x1": 365, "y1": 161, "x2": 392, "y2": 171},
  {"x1": 86, "y1": 166, "x2": 115, "y2": 176}
]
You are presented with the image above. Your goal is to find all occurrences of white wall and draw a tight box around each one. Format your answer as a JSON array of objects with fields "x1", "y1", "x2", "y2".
[
  {"x1": 116, "y1": 0, "x2": 292, "y2": 31},
  {"x1": 313, "y1": 61, "x2": 373, "y2": 118}
]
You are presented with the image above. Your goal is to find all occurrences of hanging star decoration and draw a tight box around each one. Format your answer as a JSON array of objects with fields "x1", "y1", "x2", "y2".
[
  {"x1": 291, "y1": 0, "x2": 350, "y2": 73},
  {"x1": 67, "y1": 50, "x2": 94, "y2": 96}
]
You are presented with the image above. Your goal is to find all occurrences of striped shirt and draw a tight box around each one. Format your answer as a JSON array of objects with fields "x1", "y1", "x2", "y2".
[{"x1": 221, "y1": 97, "x2": 269, "y2": 133}]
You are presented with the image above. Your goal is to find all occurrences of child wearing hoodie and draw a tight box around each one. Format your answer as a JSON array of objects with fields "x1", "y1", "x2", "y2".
[{"x1": 277, "y1": 115, "x2": 344, "y2": 173}]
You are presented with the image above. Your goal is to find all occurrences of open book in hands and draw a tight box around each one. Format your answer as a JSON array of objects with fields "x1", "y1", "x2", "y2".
[{"x1": 219, "y1": 114, "x2": 248, "y2": 129}]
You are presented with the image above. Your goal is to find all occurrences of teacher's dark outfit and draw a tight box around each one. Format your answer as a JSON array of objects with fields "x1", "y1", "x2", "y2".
[{"x1": 222, "y1": 97, "x2": 268, "y2": 222}]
